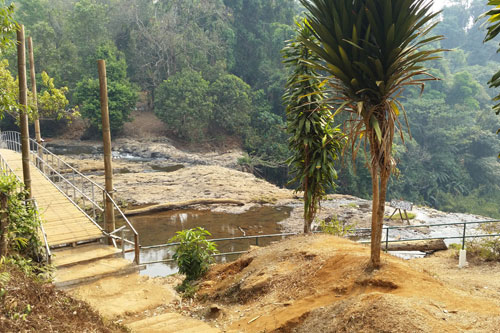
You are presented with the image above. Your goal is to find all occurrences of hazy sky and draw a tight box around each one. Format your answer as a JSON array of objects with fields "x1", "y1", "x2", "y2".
[{"x1": 433, "y1": 0, "x2": 450, "y2": 11}]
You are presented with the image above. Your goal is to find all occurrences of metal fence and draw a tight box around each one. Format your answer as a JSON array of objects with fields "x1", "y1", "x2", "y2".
[
  {"x1": 357, "y1": 220, "x2": 500, "y2": 251},
  {"x1": 0, "y1": 131, "x2": 140, "y2": 264},
  {"x1": 139, "y1": 220, "x2": 500, "y2": 266}
]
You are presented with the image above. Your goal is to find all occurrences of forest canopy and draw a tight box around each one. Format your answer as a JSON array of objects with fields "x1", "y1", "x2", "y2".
[{"x1": 1, "y1": 0, "x2": 500, "y2": 218}]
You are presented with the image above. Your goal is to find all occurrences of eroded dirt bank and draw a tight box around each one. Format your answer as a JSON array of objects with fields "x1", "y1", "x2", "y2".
[{"x1": 191, "y1": 234, "x2": 500, "y2": 332}]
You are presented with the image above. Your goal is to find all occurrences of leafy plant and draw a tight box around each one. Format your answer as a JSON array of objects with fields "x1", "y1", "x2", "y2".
[
  {"x1": 283, "y1": 19, "x2": 344, "y2": 233},
  {"x1": 0, "y1": 174, "x2": 43, "y2": 261},
  {"x1": 319, "y1": 216, "x2": 355, "y2": 237},
  {"x1": 300, "y1": 0, "x2": 444, "y2": 267},
  {"x1": 465, "y1": 223, "x2": 500, "y2": 261},
  {"x1": 481, "y1": 0, "x2": 500, "y2": 156},
  {"x1": 169, "y1": 227, "x2": 218, "y2": 290},
  {"x1": 155, "y1": 68, "x2": 213, "y2": 141}
]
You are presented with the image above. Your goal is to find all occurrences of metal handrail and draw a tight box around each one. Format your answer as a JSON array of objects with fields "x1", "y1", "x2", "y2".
[
  {"x1": 0, "y1": 131, "x2": 140, "y2": 264},
  {"x1": 28, "y1": 199, "x2": 51, "y2": 264},
  {"x1": 104, "y1": 191, "x2": 140, "y2": 264},
  {"x1": 139, "y1": 220, "x2": 500, "y2": 266},
  {"x1": 141, "y1": 232, "x2": 299, "y2": 250}
]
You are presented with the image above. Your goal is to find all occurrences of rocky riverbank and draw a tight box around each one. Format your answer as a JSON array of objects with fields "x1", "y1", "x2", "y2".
[{"x1": 47, "y1": 138, "x2": 492, "y2": 239}]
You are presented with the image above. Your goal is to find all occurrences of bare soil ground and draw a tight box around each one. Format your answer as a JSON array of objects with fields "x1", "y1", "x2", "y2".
[
  {"x1": 190, "y1": 234, "x2": 500, "y2": 333},
  {"x1": 0, "y1": 263, "x2": 126, "y2": 332}
]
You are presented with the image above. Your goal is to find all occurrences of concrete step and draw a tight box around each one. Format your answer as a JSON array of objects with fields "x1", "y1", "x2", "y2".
[
  {"x1": 55, "y1": 257, "x2": 145, "y2": 289},
  {"x1": 127, "y1": 313, "x2": 221, "y2": 333},
  {"x1": 52, "y1": 243, "x2": 122, "y2": 268}
]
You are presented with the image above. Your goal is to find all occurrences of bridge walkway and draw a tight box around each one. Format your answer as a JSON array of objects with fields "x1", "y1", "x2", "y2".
[{"x1": 0, "y1": 149, "x2": 103, "y2": 246}]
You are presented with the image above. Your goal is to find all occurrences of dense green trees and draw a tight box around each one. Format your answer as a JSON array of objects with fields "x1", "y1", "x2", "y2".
[
  {"x1": 3, "y1": 0, "x2": 499, "y2": 220},
  {"x1": 155, "y1": 69, "x2": 213, "y2": 141},
  {"x1": 73, "y1": 45, "x2": 137, "y2": 134}
]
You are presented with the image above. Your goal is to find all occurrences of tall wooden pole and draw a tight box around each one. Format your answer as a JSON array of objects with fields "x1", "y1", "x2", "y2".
[
  {"x1": 28, "y1": 37, "x2": 42, "y2": 148},
  {"x1": 28, "y1": 37, "x2": 43, "y2": 170},
  {"x1": 17, "y1": 25, "x2": 32, "y2": 198},
  {"x1": 98, "y1": 60, "x2": 115, "y2": 242}
]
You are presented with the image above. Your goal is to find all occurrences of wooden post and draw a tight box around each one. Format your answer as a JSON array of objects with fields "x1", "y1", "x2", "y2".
[
  {"x1": 17, "y1": 25, "x2": 32, "y2": 198},
  {"x1": 28, "y1": 37, "x2": 43, "y2": 163},
  {"x1": 98, "y1": 60, "x2": 115, "y2": 243}
]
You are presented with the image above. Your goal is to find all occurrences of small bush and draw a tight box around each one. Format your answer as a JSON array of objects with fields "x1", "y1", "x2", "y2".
[
  {"x1": 319, "y1": 216, "x2": 354, "y2": 237},
  {"x1": 0, "y1": 175, "x2": 43, "y2": 261},
  {"x1": 169, "y1": 227, "x2": 218, "y2": 292},
  {"x1": 464, "y1": 223, "x2": 500, "y2": 261}
]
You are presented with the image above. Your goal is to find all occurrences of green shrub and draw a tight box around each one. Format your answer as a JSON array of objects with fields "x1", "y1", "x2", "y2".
[
  {"x1": 319, "y1": 216, "x2": 355, "y2": 237},
  {"x1": 465, "y1": 223, "x2": 500, "y2": 261},
  {"x1": 169, "y1": 227, "x2": 218, "y2": 291},
  {"x1": 0, "y1": 174, "x2": 43, "y2": 261}
]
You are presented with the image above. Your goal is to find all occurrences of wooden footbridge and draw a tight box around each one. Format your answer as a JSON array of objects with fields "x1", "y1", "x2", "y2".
[{"x1": 0, "y1": 131, "x2": 139, "y2": 264}]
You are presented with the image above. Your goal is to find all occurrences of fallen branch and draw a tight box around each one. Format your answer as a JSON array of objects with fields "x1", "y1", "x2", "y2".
[
  {"x1": 124, "y1": 199, "x2": 245, "y2": 216},
  {"x1": 383, "y1": 239, "x2": 447, "y2": 252}
]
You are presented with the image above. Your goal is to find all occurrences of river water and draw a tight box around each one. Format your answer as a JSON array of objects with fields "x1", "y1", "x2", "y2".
[{"x1": 120, "y1": 206, "x2": 292, "y2": 277}]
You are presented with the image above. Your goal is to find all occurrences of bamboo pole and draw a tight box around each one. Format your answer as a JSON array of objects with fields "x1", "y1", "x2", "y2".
[
  {"x1": 28, "y1": 37, "x2": 43, "y2": 163},
  {"x1": 98, "y1": 60, "x2": 115, "y2": 243},
  {"x1": 17, "y1": 25, "x2": 32, "y2": 198}
]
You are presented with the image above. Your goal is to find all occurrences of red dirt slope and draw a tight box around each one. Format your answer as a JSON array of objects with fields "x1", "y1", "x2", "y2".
[{"x1": 197, "y1": 234, "x2": 500, "y2": 332}]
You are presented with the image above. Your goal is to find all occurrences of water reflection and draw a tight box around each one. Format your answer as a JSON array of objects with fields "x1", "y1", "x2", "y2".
[{"x1": 121, "y1": 206, "x2": 292, "y2": 277}]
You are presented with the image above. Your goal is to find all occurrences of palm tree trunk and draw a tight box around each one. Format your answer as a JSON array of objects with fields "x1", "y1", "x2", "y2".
[
  {"x1": 303, "y1": 145, "x2": 312, "y2": 233},
  {"x1": 369, "y1": 138, "x2": 381, "y2": 268},
  {"x1": 369, "y1": 129, "x2": 392, "y2": 269}
]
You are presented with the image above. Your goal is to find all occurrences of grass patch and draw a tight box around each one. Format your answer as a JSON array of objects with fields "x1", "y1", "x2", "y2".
[{"x1": 385, "y1": 212, "x2": 416, "y2": 220}]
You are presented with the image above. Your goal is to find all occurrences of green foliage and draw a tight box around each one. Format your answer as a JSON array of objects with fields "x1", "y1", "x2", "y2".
[
  {"x1": 300, "y1": 0, "x2": 443, "y2": 266},
  {"x1": 168, "y1": 227, "x2": 218, "y2": 285},
  {"x1": 319, "y1": 216, "x2": 354, "y2": 237},
  {"x1": 0, "y1": 0, "x2": 17, "y2": 53},
  {"x1": 283, "y1": 19, "x2": 344, "y2": 233},
  {"x1": 37, "y1": 71, "x2": 76, "y2": 121},
  {"x1": 0, "y1": 175, "x2": 43, "y2": 261},
  {"x1": 465, "y1": 222, "x2": 500, "y2": 261},
  {"x1": 210, "y1": 74, "x2": 253, "y2": 135},
  {"x1": 482, "y1": 0, "x2": 500, "y2": 157},
  {"x1": 73, "y1": 45, "x2": 137, "y2": 134},
  {"x1": 155, "y1": 69, "x2": 213, "y2": 141},
  {"x1": 0, "y1": 59, "x2": 18, "y2": 117}
]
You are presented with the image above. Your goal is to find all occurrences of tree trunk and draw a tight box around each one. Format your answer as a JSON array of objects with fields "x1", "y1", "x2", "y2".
[
  {"x1": 303, "y1": 145, "x2": 312, "y2": 233},
  {"x1": 369, "y1": 157, "x2": 381, "y2": 268},
  {"x1": 368, "y1": 121, "x2": 392, "y2": 269},
  {"x1": 0, "y1": 193, "x2": 9, "y2": 257}
]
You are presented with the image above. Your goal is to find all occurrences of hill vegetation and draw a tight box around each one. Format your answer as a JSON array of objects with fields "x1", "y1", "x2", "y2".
[{"x1": 1, "y1": 0, "x2": 499, "y2": 219}]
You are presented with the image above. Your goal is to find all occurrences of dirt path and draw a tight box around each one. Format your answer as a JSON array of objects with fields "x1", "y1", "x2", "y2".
[{"x1": 66, "y1": 269, "x2": 221, "y2": 332}]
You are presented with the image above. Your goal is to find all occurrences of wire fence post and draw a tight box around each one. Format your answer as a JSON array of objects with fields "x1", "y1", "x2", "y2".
[
  {"x1": 385, "y1": 227, "x2": 389, "y2": 253},
  {"x1": 462, "y1": 223, "x2": 467, "y2": 250}
]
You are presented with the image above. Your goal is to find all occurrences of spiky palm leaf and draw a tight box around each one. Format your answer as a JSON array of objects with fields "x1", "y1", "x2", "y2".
[
  {"x1": 481, "y1": 0, "x2": 500, "y2": 157},
  {"x1": 299, "y1": 0, "x2": 444, "y2": 267}
]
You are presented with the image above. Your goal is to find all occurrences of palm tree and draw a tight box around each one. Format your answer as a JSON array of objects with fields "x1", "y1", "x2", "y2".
[
  {"x1": 299, "y1": 0, "x2": 444, "y2": 268},
  {"x1": 482, "y1": 0, "x2": 500, "y2": 158}
]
